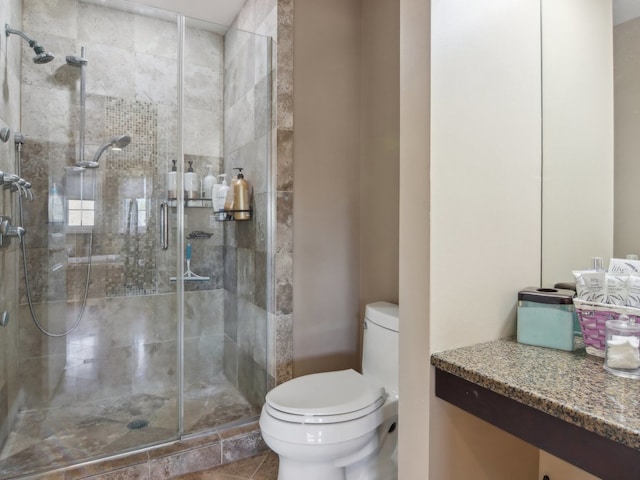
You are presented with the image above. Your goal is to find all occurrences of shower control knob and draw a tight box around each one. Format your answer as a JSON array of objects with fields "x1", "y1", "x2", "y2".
[
  {"x1": 0, "y1": 216, "x2": 26, "y2": 247},
  {"x1": 0, "y1": 311, "x2": 8, "y2": 327}
]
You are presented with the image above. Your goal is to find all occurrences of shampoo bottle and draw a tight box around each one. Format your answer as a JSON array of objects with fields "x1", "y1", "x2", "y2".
[
  {"x1": 184, "y1": 160, "x2": 200, "y2": 199},
  {"x1": 213, "y1": 174, "x2": 228, "y2": 221},
  {"x1": 166, "y1": 159, "x2": 177, "y2": 199},
  {"x1": 202, "y1": 165, "x2": 216, "y2": 200},
  {"x1": 48, "y1": 182, "x2": 64, "y2": 223},
  {"x1": 232, "y1": 167, "x2": 251, "y2": 220}
]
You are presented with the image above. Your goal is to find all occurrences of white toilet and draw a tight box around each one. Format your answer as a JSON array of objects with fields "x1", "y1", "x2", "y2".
[{"x1": 259, "y1": 301, "x2": 399, "y2": 480}]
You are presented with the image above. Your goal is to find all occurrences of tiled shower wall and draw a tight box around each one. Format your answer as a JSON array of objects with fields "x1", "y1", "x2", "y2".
[
  {"x1": 8, "y1": 0, "x2": 275, "y2": 417},
  {"x1": 13, "y1": 0, "x2": 233, "y2": 412},
  {"x1": 0, "y1": 0, "x2": 22, "y2": 448},
  {"x1": 232, "y1": 0, "x2": 294, "y2": 391},
  {"x1": 221, "y1": 27, "x2": 272, "y2": 406},
  {"x1": 0, "y1": 0, "x2": 295, "y2": 455}
]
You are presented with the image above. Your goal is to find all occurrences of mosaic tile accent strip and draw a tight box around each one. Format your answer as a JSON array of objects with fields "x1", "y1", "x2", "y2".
[{"x1": 103, "y1": 97, "x2": 159, "y2": 297}]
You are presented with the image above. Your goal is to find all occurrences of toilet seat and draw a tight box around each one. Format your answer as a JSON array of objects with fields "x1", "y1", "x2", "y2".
[
  {"x1": 265, "y1": 397, "x2": 385, "y2": 424},
  {"x1": 265, "y1": 369, "x2": 385, "y2": 424}
]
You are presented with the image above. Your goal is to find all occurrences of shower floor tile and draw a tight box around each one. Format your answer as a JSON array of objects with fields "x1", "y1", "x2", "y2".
[{"x1": 0, "y1": 375, "x2": 260, "y2": 479}]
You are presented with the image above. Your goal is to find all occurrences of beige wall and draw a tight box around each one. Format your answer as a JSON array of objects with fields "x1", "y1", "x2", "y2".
[
  {"x1": 359, "y1": 0, "x2": 400, "y2": 331},
  {"x1": 292, "y1": 0, "x2": 400, "y2": 376},
  {"x1": 398, "y1": 0, "x2": 430, "y2": 477},
  {"x1": 292, "y1": 0, "x2": 363, "y2": 375},
  {"x1": 427, "y1": 0, "x2": 542, "y2": 478},
  {"x1": 539, "y1": 451, "x2": 600, "y2": 479}
]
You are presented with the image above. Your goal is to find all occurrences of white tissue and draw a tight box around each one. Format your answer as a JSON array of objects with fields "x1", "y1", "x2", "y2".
[{"x1": 607, "y1": 336, "x2": 640, "y2": 369}]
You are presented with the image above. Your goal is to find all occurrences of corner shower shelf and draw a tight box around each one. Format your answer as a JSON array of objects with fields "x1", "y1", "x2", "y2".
[
  {"x1": 166, "y1": 199, "x2": 252, "y2": 221},
  {"x1": 167, "y1": 199, "x2": 213, "y2": 208},
  {"x1": 216, "y1": 210, "x2": 252, "y2": 221}
]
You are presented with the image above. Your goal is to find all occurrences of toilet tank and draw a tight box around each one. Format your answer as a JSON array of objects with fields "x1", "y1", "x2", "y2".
[{"x1": 362, "y1": 302, "x2": 399, "y2": 398}]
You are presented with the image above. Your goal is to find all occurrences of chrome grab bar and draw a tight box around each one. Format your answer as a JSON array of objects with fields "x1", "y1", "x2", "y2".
[{"x1": 160, "y1": 201, "x2": 169, "y2": 250}]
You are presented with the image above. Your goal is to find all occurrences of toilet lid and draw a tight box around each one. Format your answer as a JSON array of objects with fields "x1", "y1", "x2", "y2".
[{"x1": 265, "y1": 369, "x2": 384, "y2": 418}]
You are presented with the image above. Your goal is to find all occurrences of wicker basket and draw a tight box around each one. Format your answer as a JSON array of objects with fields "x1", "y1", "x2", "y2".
[{"x1": 573, "y1": 298, "x2": 640, "y2": 357}]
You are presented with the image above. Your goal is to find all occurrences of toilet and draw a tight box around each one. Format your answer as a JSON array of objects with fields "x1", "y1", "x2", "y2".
[{"x1": 259, "y1": 302, "x2": 399, "y2": 480}]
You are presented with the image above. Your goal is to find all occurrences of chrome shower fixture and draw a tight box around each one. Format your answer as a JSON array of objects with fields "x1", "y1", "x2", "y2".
[
  {"x1": 65, "y1": 54, "x2": 87, "y2": 67},
  {"x1": 5, "y1": 24, "x2": 54, "y2": 64},
  {"x1": 77, "y1": 134, "x2": 131, "y2": 168}
]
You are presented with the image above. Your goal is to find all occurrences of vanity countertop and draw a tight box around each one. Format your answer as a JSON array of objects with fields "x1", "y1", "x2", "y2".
[{"x1": 430, "y1": 337, "x2": 640, "y2": 452}]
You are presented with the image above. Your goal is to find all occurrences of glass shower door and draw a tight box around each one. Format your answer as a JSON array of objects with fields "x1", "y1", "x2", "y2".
[
  {"x1": 0, "y1": 1, "x2": 273, "y2": 477},
  {"x1": 179, "y1": 18, "x2": 271, "y2": 437},
  {"x1": 0, "y1": 2, "x2": 183, "y2": 477}
]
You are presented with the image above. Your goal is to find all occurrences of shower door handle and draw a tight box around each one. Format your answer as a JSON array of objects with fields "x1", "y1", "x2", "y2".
[{"x1": 160, "y1": 201, "x2": 169, "y2": 250}]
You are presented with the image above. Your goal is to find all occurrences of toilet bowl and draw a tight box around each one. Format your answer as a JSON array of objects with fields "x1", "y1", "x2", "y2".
[{"x1": 259, "y1": 302, "x2": 399, "y2": 480}]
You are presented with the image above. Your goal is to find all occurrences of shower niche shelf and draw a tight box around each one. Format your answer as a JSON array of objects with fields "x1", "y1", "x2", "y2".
[
  {"x1": 216, "y1": 209, "x2": 252, "y2": 222},
  {"x1": 167, "y1": 199, "x2": 213, "y2": 208},
  {"x1": 166, "y1": 200, "x2": 252, "y2": 221}
]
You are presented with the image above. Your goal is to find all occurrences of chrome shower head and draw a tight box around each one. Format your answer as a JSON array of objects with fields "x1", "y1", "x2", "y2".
[
  {"x1": 89, "y1": 134, "x2": 132, "y2": 165},
  {"x1": 5, "y1": 24, "x2": 54, "y2": 64},
  {"x1": 66, "y1": 55, "x2": 87, "y2": 67},
  {"x1": 111, "y1": 135, "x2": 131, "y2": 150},
  {"x1": 33, "y1": 46, "x2": 55, "y2": 64}
]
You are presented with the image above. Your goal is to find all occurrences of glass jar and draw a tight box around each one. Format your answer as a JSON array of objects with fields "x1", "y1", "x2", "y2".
[{"x1": 604, "y1": 315, "x2": 640, "y2": 379}]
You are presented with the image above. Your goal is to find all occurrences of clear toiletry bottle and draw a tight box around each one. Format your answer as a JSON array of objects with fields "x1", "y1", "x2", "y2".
[
  {"x1": 48, "y1": 182, "x2": 64, "y2": 223},
  {"x1": 167, "y1": 159, "x2": 177, "y2": 200},
  {"x1": 184, "y1": 160, "x2": 200, "y2": 199},
  {"x1": 213, "y1": 174, "x2": 228, "y2": 221},
  {"x1": 232, "y1": 167, "x2": 251, "y2": 220},
  {"x1": 202, "y1": 165, "x2": 216, "y2": 200},
  {"x1": 592, "y1": 257, "x2": 604, "y2": 271}
]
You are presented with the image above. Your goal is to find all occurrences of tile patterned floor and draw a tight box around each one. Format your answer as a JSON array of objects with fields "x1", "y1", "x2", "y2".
[{"x1": 171, "y1": 451, "x2": 278, "y2": 480}]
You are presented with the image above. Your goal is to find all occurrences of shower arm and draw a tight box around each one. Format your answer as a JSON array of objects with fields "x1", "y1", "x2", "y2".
[{"x1": 5, "y1": 25, "x2": 37, "y2": 48}]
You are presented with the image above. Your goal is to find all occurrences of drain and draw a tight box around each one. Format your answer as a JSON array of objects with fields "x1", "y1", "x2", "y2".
[{"x1": 127, "y1": 419, "x2": 149, "y2": 430}]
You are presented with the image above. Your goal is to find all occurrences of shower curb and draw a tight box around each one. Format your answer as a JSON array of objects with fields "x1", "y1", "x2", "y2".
[{"x1": 32, "y1": 420, "x2": 268, "y2": 480}]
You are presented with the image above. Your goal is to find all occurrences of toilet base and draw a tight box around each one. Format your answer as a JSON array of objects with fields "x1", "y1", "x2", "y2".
[
  {"x1": 268, "y1": 417, "x2": 398, "y2": 480},
  {"x1": 345, "y1": 416, "x2": 398, "y2": 480},
  {"x1": 278, "y1": 457, "x2": 346, "y2": 480}
]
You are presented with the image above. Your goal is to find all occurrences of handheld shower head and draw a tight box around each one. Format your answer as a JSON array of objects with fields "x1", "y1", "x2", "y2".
[
  {"x1": 5, "y1": 24, "x2": 54, "y2": 64},
  {"x1": 89, "y1": 134, "x2": 132, "y2": 165},
  {"x1": 66, "y1": 55, "x2": 87, "y2": 67},
  {"x1": 111, "y1": 134, "x2": 131, "y2": 150}
]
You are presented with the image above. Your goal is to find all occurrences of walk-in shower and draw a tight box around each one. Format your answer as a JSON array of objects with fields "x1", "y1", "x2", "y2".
[{"x1": 0, "y1": 0, "x2": 273, "y2": 478}]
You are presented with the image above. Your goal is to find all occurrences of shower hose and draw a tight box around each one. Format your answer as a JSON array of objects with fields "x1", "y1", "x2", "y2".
[{"x1": 16, "y1": 141, "x2": 91, "y2": 337}]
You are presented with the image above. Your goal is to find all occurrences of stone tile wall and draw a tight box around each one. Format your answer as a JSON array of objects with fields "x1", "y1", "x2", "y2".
[
  {"x1": 0, "y1": 0, "x2": 25, "y2": 450},
  {"x1": 12, "y1": 0, "x2": 237, "y2": 425},
  {"x1": 221, "y1": 21, "x2": 272, "y2": 408},
  {"x1": 0, "y1": 0, "x2": 293, "y2": 473},
  {"x1": 230, "y1": 0, "x2": 294, "y2": 396}
]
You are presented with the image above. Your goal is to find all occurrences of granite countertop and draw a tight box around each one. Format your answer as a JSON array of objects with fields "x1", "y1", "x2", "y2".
[{"x1": 430, "y1": 337, "x2": 640, "y2": 451}]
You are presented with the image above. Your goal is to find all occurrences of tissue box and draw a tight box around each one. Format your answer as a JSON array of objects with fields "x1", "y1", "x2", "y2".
[{"x1": 517, "y1": 287, "x2": 580, "y2": 351}]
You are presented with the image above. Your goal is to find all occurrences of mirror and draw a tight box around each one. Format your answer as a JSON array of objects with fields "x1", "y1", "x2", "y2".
[
  {"x1": 541, "y1": 0, "x2": 615, "y2": 286},
  {"x1": 613, "y1": 1, "x2": 640, "y2": 260}
]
